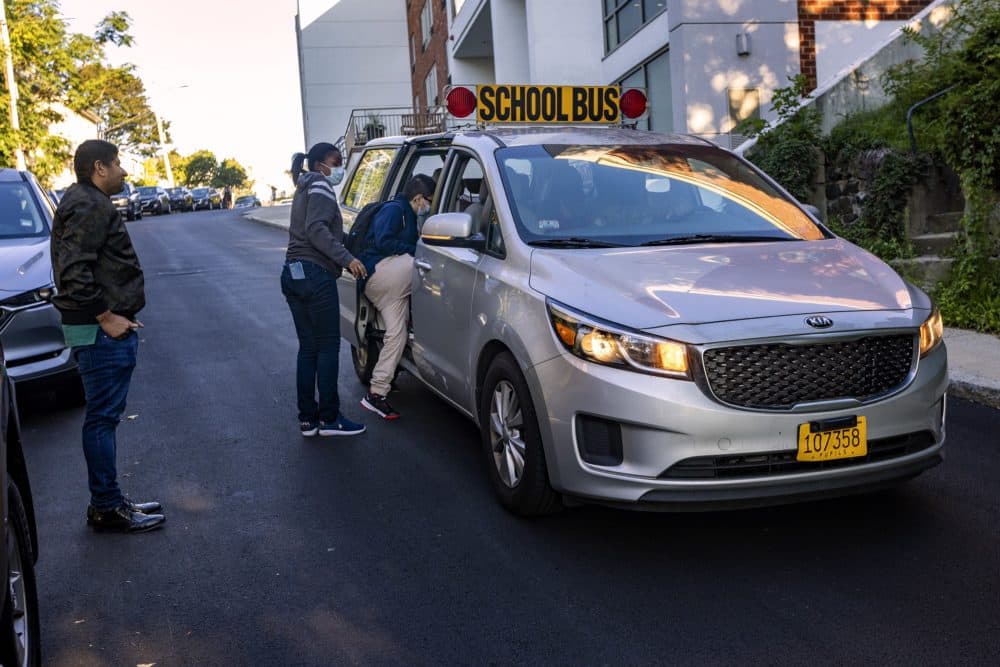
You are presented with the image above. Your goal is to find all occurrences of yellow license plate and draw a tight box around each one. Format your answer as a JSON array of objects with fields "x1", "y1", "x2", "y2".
[{"x1": 796, "y1": 417, "x2": 867, "y2": 462}]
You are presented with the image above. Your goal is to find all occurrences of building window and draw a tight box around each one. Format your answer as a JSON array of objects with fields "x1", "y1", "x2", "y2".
[
  {"x1": 604, "y1": 0, "x2": 667, "y2": 53},
  {"x1": 410, "y1": 33, "x2": 416, "y2": 69},
  {"x1": 617, "y1": 48, "x2": 671, "y2": 132},
  {"x1": 425, "y1": 64, "x2": 439, "y2": 107},
  {"x1": 421, "y1": 1, "x2": 433, "y2": 48}
]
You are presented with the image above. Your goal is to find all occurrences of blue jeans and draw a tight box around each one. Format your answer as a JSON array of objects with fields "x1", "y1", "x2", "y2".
[
  {"x1": 281, "y1": 260, "x2": 342, "y2": 423},
  {"x1": 73, "y1": 329, "x2": 139, "y2": 511}
]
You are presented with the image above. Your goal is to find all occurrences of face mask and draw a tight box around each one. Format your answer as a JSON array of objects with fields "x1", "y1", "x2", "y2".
[
  {"x1": 326, "y1": 166, "x2": 345, "y2": 186},
  {"x1": 417, "y1": 203, "x2": 431, "y2": 216}
]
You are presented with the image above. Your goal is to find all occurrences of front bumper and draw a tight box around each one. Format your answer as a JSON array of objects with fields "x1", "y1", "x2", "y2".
[
  {"x1": 0, "y1": 302, "x2": 76, "y2": 382},
  {"x1": 525, "y1": 343, "x2": 948, "y2": 510}
]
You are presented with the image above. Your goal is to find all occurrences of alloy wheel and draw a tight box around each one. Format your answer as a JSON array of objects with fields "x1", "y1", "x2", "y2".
[{"x1": 489, "y1": 380, "x2": 526, "y2": 488}]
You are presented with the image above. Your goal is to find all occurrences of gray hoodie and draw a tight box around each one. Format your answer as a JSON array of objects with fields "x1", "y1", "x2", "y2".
[{"x1": 285, "y1": 171, "x2": 355, "y2": 275}]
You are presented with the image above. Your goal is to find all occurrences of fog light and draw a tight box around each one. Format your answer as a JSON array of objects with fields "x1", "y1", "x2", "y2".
[{"x1": 576, "y1": 415, "x2": 623, "y2": 466}]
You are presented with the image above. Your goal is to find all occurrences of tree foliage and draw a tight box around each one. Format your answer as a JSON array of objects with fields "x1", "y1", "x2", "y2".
[
  {"x1": 183, "y1": 150, "x2": 218, "y2": 187},
  {"x1": 212, "y1": 158, "x2": 248, "y2": 189},
  {"x1": 1, "y1": 1, "x2": 163, "y2": 184}
]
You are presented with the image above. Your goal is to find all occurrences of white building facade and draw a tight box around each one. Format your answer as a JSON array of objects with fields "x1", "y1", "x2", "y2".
[
  {"x1": 296, "y1": 0, "x2": 413, "y2": 149},
  {"x1": 447, "y1": 0, "x2": 925, "y2": 147}
]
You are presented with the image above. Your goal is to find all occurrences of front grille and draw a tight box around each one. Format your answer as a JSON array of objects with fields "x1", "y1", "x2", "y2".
[
  {"x1": 702, "y1": 334, "x2": 915, "y2": 409},
  {"x1": 660, "y1": 431, "x2": 936, "y2": 479}
]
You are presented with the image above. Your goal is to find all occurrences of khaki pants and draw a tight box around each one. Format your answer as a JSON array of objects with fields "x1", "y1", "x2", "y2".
[{"x1": 364, "y1": 254, "x2": 413, "y2": 396}]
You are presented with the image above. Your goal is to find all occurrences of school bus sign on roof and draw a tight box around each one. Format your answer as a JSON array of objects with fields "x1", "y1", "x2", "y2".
[{"x1": 475, "y1": 85, "x2": 622, "y2": 124}]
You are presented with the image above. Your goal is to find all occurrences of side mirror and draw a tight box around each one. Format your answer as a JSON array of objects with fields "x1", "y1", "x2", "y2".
[{"x1": 421, "y1": 212, "x2": 485, "y2": 250}]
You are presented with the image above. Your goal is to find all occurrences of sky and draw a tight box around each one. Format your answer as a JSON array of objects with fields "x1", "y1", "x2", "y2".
[{"x1": 57, "y1": 0, "x2": 305, "y2": 197}]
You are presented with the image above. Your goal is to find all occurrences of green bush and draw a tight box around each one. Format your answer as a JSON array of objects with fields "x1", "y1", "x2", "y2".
[{"x1": 743, "y1": 75, "x2": 822, "y2": 203}]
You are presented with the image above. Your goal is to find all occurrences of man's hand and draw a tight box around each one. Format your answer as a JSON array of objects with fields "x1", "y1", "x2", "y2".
[
  {"x1": 96, "y1": 311, "x2": 143, "y2": 339},
  {"x1": 348, "y1": 258, "x2": 367, "y2": 280}
]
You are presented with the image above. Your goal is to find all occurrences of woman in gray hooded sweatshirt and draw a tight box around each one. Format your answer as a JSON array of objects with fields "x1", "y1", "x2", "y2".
[{"x1": 281, "y1": 142, "x2": 368, "y2": 437}]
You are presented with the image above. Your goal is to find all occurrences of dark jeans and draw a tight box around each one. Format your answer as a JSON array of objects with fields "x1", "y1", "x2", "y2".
[
  {"x1": 73, "y1": 329, "x2": 139, "y2": 511},
  {"x1": 281, "y1": 260, "x2": 342, "y2": 423}
]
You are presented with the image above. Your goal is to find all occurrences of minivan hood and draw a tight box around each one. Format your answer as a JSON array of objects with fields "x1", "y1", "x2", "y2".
[
  {"x1": 529, "y1": 239, "x2": 913, "y2": 330},
  {"x1": 0, "y1": 237, "x2": 53, "y2": 293}
]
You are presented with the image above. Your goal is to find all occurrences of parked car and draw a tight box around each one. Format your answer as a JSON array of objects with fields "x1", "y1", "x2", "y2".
[
  {"x1": 137, "y1": 186, "x2": 171, "y2": 215},
  {"x1": 0, "y1": 168, "x2": 80, "y2": 397},
  {"x1": 0, "y1": 343, "x2": 41, "y2": 667},
  {"x1": 167, "y1": 187, "x2": 194, "y2": 212},
  {"x1": 110, "y1": 182, "x2": 142, "y2": 221},
  {"x1": 233, "y1": 194, "x2": 261, "y2": 209},
  {"x1": 337, "y1": 86, "x2": 947, "y2": 515},
  {"x1": 191, "y1": 187, "x2": 222, "y2": 211}
]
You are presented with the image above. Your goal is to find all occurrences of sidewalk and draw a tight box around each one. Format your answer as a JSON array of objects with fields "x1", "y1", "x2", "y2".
[{"x1": 243, "y1": 208, "x2": 1000, "y2": 409}]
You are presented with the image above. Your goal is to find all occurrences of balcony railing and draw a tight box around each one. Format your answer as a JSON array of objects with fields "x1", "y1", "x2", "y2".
[{"x1": 342, "y1": 106, "x2": 451, "y2": 155}]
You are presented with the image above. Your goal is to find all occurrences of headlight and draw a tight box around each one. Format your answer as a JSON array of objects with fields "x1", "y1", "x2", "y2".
[
  {"x1": 547, "y1": 301, "x2": 690, "y2": 378},
  {"x1": 919, "y1": 306, "x2": 943, "y2": 357}
]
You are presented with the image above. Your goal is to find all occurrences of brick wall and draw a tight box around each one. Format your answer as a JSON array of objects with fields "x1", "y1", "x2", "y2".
[
  {"x1": 798, "y1": 0, "x2": 932, "y2": 90},
  {"x1": 407, "y1": 0, "x2": 450, "y2": 110}
]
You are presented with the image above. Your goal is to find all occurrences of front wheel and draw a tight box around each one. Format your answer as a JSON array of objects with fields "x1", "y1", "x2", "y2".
[
  {"x1": 0, "y1": 476, "x2": 41, "y2": 667},
  {"x1": 479, "y1": 353, "x2": 560, "y2": 516}
]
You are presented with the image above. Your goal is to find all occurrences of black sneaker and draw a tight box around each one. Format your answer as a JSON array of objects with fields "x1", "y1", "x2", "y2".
[
  {"x1": 361, "y1": 392, "x2": 400, "y2": 420},
  {"x1": 87, "y1": 504, "x2": 165, "y2": 533},
  {"x1": 300, "y1": 420, "x2": 319, "y2": 437}
]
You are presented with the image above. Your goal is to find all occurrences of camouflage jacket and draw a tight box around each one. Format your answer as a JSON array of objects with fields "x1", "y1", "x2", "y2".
[{"x1": 50, "y1": 182, "x2": 145, "y2": 324}]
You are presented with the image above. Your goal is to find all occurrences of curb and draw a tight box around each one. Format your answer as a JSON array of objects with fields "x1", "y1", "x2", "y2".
[{"x1": 948, "y1": 377, "x2": 1000, "y2": 410}]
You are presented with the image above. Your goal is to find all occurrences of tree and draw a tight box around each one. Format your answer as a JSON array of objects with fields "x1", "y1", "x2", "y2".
[
  {"x1": 1, "y1": 0, "x2": 77, "y2": 182},
  {"x1": 211, "y1": 158, "x2": 248, "y2": 189},
  {"x1": 1, "y1": 2, "x2": 163, "y2": 184},
  {"x1": 183, "y1": 150, "x2": 218, "y2": 187}
]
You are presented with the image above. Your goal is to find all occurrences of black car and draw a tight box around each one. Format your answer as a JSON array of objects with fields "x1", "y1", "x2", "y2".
[
  {"x1": 137, "y1": 186, "x2": 171, "y2": 215},
  {"x1": 110, "y1": 183, "x2": 142, "y2": 221},
  {"x1": 0, "y1": 345, "x2": 41, "y2": 666},
  {"x1": 191, "y1": 187, "x2": 222, "y2": 211},
  {"x1": 167, "y1": 187, "x2": 194, "y2": 212}
]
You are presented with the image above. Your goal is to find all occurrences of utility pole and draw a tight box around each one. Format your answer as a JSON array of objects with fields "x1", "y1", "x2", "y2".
[
  {"x1": 154, "y1": 111, "x2": 174, "y2": 188},
  {"x1": 1, "y1": 3, "x2": 27, "y2": 170}
]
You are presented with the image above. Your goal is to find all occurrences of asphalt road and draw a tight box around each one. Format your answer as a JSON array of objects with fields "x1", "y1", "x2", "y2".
[{"x1": 17, "y1": 208, "x2": 1000, "y2": 666}]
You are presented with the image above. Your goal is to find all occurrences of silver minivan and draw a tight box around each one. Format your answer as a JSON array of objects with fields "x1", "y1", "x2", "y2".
[
  {"x1": 337, "y1": 127, "x2": 947, "y2": 515},
  {"x1": 0, "y1": 168, "x2": 78, "y2": 389}
]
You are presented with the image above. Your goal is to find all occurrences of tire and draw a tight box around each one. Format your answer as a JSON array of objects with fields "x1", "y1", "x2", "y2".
[
  {"x1": 0, "y1": 476, "x2": 41, "y2": 667},
  {"x1": 136, "y1": 208, "x2": 142, "y2": 221},
  {"x1": 125, "y1": 210, "x2": 135, "y2": 222},
  {"x1": 479, "y1": 352, "x2": 560, "y2": 516},
  {"x1": 351, "y1": 341, "x2": 377, "y2": 386}
]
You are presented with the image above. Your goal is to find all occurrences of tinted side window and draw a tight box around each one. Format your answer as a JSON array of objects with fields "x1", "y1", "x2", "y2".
[
  {"x1": 342, "y1": 147, "x2": 397, "y2": 210},
  {"x1": 395, "y1": 151, "x2": 448, "y2": 203}
]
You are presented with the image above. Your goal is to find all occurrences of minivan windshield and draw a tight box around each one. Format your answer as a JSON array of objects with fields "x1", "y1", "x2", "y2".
[
  {"x1": 192, "y1": 188, "x2": 209, "y2": 196},
  {"x1": 497, "y1": 144, "x2": 827, "y2": 246},
  {"x1": 138, "y1": 186, "x2": 158, "y2": 196},
  {"x1": 0, "y1": 182, "x2": 49, "y2": 238}
]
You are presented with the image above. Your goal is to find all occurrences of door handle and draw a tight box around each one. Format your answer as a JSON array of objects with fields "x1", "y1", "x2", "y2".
[{"x1": 415, "y1": 259, "x2": 432, "y2": 273}]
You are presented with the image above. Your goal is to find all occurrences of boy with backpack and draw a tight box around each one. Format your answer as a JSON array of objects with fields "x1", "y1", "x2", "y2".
[{"x1": 355, "y1": 174, "x2": 436, "y2": 420}]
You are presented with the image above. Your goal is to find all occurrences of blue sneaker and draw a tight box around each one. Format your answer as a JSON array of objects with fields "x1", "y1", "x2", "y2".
[
  {"x1": 318, "y1": 414, "x2": 366, "y2": 436},
  {"x1": 300, "y1": 421, "x2": 319, "y2": 437}
]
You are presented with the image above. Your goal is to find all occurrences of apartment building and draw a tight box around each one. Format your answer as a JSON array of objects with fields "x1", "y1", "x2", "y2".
[
  {"x1": 296, "y1": 0, "x2": 412, "y2": 148},
  {"x1": 446, "y1": 0, "x2": 932, "y2": 146}
]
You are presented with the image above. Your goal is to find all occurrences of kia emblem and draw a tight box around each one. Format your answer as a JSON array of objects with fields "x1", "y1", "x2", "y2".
[{"x1": 806, "y1": 316, "x2": 834, "y2": 329}]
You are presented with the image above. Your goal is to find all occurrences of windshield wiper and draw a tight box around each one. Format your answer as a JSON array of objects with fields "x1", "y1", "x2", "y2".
[
  {"x1": 527, "y1": 237, "x2": 624, "y2": 248},
  {"x1": 639, "y1": 234, "x2": 796, "y2": 246}
]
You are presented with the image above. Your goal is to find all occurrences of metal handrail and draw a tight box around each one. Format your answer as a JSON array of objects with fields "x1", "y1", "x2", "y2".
[
  {"x1": 907, "y1": 84, "x2": 958, "y2": 153},
  {"x1": 342, "y1": 106, "x2": 449, "y2": 155}
]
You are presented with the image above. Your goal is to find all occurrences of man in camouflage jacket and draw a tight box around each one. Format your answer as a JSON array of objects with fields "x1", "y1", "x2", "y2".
[{"x1": 50, "y1": 140, "x2": 165, "y2": 533}]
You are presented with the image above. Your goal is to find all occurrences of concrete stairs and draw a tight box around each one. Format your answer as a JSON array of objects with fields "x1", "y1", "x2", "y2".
[{"x1": 891, "y1": 167, "x2": 965, "y2": 290}]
